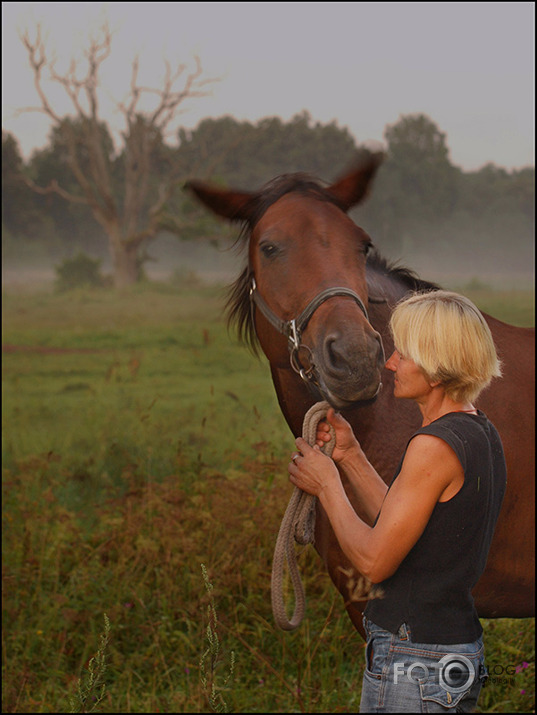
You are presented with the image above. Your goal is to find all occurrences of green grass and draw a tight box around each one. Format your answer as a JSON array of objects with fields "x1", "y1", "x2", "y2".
[
  {"x1": 2, "y1": 282, "x2": 534, "y2": 713},
  {"x1": 452, "y1": 281, "x2": 535, "y2": 327}
]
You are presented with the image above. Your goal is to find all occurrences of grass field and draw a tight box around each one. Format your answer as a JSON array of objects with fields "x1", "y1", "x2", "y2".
[{"x1": 2, "y1": 280, "x2": 534, "y2": 713}]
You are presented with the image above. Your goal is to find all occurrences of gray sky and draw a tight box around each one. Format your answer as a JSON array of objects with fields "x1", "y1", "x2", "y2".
[{"x1": 2, "y1": 1, "x2": 535, "y2": 171}]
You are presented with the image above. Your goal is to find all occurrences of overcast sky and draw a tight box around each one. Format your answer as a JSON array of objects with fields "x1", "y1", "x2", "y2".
[{"x1": 2, "y1": 1, "x2": 535, "y2": 171}]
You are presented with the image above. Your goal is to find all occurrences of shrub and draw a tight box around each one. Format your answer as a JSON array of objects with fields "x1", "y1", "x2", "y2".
[{"x1": 54, "y1": 252, "x2": 106, "y2": 292}]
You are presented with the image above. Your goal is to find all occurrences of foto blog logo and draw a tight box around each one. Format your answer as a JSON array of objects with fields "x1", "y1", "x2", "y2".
[{"x1": 394, "y1": 654, "x2": 475, "y2": 693}]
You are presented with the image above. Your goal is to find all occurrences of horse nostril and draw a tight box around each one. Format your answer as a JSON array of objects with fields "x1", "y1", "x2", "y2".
[
  {"x1": 325, "y1": 336, "x2": 345, "y2": 369},
  {"x1": 324, "y1": 330, "x2": 384, "y2": 376}
]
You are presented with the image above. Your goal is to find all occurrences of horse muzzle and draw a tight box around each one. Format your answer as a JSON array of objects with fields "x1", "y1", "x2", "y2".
[
  {"x1": 308, "y1": 328, "x2": 385, "y2": 408},
  {"x1": 249, "y1": 277, "x2": 385, "y2": 405}
]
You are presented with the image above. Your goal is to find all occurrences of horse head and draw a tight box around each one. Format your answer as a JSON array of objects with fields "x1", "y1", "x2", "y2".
[{"x1": 186, "y1": 152, "x2": 386, "y2": 409}]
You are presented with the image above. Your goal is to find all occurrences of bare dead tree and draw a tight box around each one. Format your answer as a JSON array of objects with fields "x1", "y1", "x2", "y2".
[{"x1": 19, "y1": 23, "x2": 218, "y2": 287}]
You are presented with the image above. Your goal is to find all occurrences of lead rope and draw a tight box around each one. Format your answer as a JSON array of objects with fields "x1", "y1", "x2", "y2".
[{"x1": 271, "y1": 401, "x2": 336, "y2": 630}]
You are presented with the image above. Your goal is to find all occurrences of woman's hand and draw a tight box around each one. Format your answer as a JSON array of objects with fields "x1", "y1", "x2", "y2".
[
  {"x1": 288, "y1": 438, "x2": 341, "y2": 497},
  {"x1": 315, "y1": 408, "x2": 361, "y2": 464}
]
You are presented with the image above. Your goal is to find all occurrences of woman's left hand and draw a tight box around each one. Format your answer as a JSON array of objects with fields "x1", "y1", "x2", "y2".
[{"x1": 288, "y1": 437, "x2": 341, "y2": 497}]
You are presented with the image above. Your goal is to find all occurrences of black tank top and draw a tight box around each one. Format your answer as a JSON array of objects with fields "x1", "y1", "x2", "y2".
[{"x1": 364, "y1": 411, "x2": 506, "y2": 644}]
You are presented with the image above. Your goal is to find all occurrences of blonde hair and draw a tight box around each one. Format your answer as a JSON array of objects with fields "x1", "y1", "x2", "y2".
[{"x1": 389, "y1": 290, "x2": 502, "y2": 402}]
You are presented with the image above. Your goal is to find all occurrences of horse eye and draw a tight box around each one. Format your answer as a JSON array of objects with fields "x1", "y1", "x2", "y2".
[
  {"x1": 260, "y1": 243, "x2": 279, "y2": 259},
  {"x1": 363, "y1": 241, "x2": 373, "y2": 256}
]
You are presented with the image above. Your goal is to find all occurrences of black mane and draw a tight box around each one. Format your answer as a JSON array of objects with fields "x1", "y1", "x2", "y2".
[{"x1": 366, "y1": 249, "x2": 440, "y2": 293}]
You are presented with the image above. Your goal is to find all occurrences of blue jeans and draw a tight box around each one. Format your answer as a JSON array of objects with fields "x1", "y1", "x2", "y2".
[{"x1": 360, "y1": 618, "x2": 488, "y2": 713}]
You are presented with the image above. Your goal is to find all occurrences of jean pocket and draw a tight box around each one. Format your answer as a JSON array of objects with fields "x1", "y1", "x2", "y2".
[
  {"x1": 419, "y1": 679, "x2": 467, "y2": 709},
  {"x1": 418, "y1": 652, "x2": 483, "y2": 711},
  {"x1": 364, "y1": 638, "x2": 383, "y2": 678}
]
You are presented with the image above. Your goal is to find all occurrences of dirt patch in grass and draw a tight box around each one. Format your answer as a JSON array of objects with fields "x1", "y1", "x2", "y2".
[{"x1": 2, "y1": 344, "x2": 111, "y2": 354}]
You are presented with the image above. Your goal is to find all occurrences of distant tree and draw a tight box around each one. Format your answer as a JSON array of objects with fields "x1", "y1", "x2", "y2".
[
  {"x1": 175, "y1": 111, "x2": 359, "y2": 189},
  {"x1": 383, "y1": 113, "x2": 459, "y2": 219},
  {"x1": 18, "y1": 23, "x2": 217, "y2": 287},
  {"x1": 358, "y1": 114, "x2": 461, "y2": 253},
  {"x1": 2, "y1": 131, "x2": 44, "y2": 241},
  {"x1": 448, "y1": 163, "x2": 535, "y2": 269},
  {"x1": 26, "y1": 122, "x2": 110, "y2": 254},
  {"x1": 457, "y1": 163, "x2": 535, "y2": 219}
]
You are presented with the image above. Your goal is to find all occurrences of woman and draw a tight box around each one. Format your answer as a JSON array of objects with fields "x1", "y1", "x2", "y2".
[{"x1": 288, "y1": 290, "x2": 506, "y2": 713}]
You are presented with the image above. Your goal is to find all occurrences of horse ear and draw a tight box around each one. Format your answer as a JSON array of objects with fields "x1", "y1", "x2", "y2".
[
  {"x1": 327, "y1": 151, "x2": 385, "y2": 211},
  {"x1": 185, "y1": 181, "x2": 253, "y2": 222}
]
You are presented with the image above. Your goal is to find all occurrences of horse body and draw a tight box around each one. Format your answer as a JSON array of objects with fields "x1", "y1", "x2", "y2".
[{"x1": 186, "y1": 154, "x2": 535, "y2": 635}]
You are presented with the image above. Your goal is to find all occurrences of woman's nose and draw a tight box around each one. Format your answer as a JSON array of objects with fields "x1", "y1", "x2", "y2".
[{"x1": 385, "y1": 350, "x2": 399, "y2": 371}]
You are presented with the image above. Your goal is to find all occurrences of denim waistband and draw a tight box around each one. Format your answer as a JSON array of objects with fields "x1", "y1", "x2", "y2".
[{"x1": 363, "y1": 616, "x2": 484, "y2": 653}]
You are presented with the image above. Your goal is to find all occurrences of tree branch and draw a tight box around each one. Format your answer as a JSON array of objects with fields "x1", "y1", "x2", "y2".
[
  {"x1": 20, "y1": 23, "x2": 117, "y2": 223},
  {"x1": 84, "y1": 24, "x2": 112, "y2": 121},
  {"x1": 21, "y1": 26, "x2": 63, "y2": 124},
  {"x1": 21, "y1": 175, "x2": 89, "y2": 205},
  {"x1": 118, "y1": 55, "x2": 219, "y2": 138}
]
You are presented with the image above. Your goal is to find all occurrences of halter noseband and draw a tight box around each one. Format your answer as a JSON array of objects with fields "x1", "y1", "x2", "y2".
[{"x1": 249, "y1": 278, "x2": 370, "y2": 383}]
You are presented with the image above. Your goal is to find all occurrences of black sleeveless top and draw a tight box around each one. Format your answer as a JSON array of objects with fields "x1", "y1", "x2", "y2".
[{"x1": 364, "y1": 411, "x2": 506, "y2": 644}]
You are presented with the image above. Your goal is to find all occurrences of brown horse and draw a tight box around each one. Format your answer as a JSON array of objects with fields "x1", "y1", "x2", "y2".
[{"x1": 186, "y1": 153, "x2": 535, "y2": 637}]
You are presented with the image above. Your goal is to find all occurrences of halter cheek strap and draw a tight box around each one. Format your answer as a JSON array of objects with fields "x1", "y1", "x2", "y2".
[{"x1": 249, "y1": 278, "x2": 370, "y2": 380}]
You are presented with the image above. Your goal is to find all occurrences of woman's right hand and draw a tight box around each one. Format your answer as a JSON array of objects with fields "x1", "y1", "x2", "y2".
[{"x1": 316, "y1": 408, "x2": 360, "y2": 464}]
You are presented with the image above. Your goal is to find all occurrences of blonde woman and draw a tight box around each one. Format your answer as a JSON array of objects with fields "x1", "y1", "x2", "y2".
[{"x1": 289, "y1": 290, "x2": 506, "y2": 713}]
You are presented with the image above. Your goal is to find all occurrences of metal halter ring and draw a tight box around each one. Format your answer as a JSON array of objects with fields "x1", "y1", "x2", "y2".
[{"x1": 249, "y1": 277, "x2": 369, "y2": 386}]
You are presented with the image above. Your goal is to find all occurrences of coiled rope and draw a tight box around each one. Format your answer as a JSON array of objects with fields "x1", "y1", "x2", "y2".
[{"x1": 271, "y1": 401, "x2": 336, "y2": 630}]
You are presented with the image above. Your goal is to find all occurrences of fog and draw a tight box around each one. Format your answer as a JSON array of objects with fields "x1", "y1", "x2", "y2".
[{"x1": 2, "y1": 225, "x2": 534, "y2": 294}]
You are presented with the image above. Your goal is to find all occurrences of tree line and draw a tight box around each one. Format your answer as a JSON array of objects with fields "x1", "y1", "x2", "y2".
[{"x1": 2, "y1": 25, "x2": 534, "y2": 287}]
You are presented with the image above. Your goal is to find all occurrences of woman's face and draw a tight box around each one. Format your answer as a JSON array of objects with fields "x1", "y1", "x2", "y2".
[{"x1": 385, "y1": 349, "x2": 433, "y2": 401}]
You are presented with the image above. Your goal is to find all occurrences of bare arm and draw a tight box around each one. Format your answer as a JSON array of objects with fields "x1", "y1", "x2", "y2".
[
  {"x1": 315, "y1": 409, "x2": 387, "y2": 523},
  {"x1": 289, "y1": 433, "x2": 463, "y2": 583}
]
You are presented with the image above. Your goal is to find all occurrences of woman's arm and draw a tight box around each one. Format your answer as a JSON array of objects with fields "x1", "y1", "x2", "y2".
[
  {"x1": 289, "y1": 433, "x2": 464, "y2": 583},
  {"x1": 314, "y1": 409, "x2": 387, "y2": 523}
]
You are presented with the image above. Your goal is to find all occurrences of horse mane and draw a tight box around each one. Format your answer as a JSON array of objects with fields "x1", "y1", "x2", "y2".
[
  {"x1": 366, "y1": 250, "x2": 440, "y2": 294},
  {"x1": 224, "y1": 172, "x2": 439, "y2": 352}
]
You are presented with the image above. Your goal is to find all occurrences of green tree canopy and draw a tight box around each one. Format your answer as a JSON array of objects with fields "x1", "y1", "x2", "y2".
[
  {"x1": 2, "y1": 131, "x2": 44, "y2": 241},
  {"x1": 176, "y1": 111, "x2": 358, "y2": 188}
]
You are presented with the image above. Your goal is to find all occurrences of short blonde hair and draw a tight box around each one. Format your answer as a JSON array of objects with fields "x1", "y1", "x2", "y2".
[{"x1": 390, "y1": 290, "x2": 502, "y2": 402}]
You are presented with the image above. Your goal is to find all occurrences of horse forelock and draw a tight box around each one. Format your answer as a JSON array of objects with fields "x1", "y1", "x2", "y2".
[{"x1": 234, "y1": 172, "x2": 346, "y2": 243}]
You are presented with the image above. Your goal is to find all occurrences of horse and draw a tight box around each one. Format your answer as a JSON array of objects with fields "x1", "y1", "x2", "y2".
[{"x1": 185, "y1": 152, "x2": 535, "y2": 638}]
